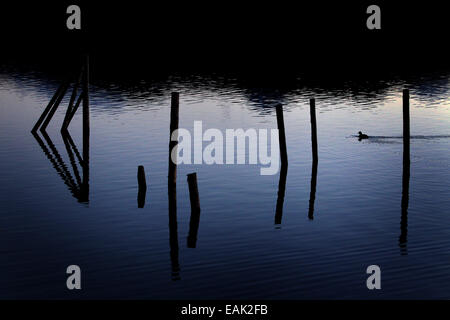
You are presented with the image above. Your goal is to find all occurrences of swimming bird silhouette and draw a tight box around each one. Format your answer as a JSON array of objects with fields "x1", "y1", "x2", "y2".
[{"x1": 358, "y1": 131, "x2": 369, "y2": 139}]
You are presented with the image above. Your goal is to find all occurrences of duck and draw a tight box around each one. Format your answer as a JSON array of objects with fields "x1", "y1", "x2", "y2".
[{"x1": 358, "y1": 131, "x2": 369, "y2": 139}]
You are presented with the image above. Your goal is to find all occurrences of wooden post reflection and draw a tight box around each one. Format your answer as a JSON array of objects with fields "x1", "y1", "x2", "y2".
[
  {"x1": 62, "y1": 132, "x2": 82, "y2": 188},
  {"x1": 168, "y1": 92, "x2": 180, "y2": 280},
  {"x1": 274, "y1": 164, "x2": 288, "y2": 226},
  {"x1": 32, "y1": 131, "x2": 78, "y2": 196},
  {"x1": 400, "y1": 154, "x2": 410, "y2": 254},
  {"x1": 137, "y1": 165, "x2": 147, "y2": 208},
  {"x1": 40, "y1": 131, "x2": 78, "y2": 191},
  {"x1": 308, "y1": 160, "x2": 318, "y2": 220},
  {"x1": 62, "y1": 130, "x2": 89, "y2": 203},
  {"x1": 31, "y1": 57, "x2": 89, "y2": 203},
  {"x1": 31, "y1": 130, "x2": 88, "y2": 203},
  {"x1": 187, "y1": 172, "x2": 201, "y2": 248}
]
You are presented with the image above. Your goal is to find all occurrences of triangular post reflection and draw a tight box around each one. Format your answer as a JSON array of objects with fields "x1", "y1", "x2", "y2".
[{"x1": 32, "y1": 129, "x2": 89, "y2": 203}]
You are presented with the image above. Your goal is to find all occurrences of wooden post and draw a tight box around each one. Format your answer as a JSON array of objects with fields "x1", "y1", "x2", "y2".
[
  {"x1": 137, "y1": 165, "x2": 147, "y2": 208},
  {"x1": 82, "y1": 54, "x2": 90, "y2": 162},
  {"x1": 64, "y1": 94, "x2": 83, "y2": 129},
  {"x1": 40, "y1": 82, "x2": 69, "y2": 131},
  {"x1": 308, "y1": 98, "x2": 319, "y2": 219},
  {"x1": 403, "y1": 89, "x2": 410, "y2": 158},
  {"x1": 168, "y1": 92, "x2": 179, "y2": 186},
  {"x1": 63, "y1": 128, "x2": 83, "y2": 165},
  {"x1": 137, "y1": 165, "x2": 147, "y2": 190},
  {"x1": 310, "y1": 98, "x2": 318, "y2": 162},
  {"x1": 275, "y1": 104, "x2": 288, "y2": 166},
  {"x1": 403, "y1": 89, "x2": 410, "y2": 141},
  {"x1": 62, "y1": 67, "x2": 83, "y2": 131},
  {"x1": 81, "y1": 54, "x2": 90, "y2": 203},
  {"x1": 187, "y1": 172, "x2": 201, "y2": 248},
  {"x1": 32, "y1": 83, "x2": 66, "y2": 132}
]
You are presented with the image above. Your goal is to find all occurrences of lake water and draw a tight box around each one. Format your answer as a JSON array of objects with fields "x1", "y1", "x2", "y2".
[{"x1": 1, "y1": 62, "x2": 449, "y2": 299}]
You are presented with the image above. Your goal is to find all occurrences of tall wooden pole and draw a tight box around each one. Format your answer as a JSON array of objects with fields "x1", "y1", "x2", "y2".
[
  {"x1": 403, "y1": 89, "x2": 410, "y2": 155},
  {"x1": 40, "y1": 82, "x2": 69, "y2": 131},
  {"x1": 275, "y1": 104, "x2": 288, "y2": 166},
  {"x1": 310, "y1": 98, "x2": 318, "y2": 162},
  {"x1": 81, "y1": 54, "x2": 90, "y2": 203},
  {"x1": 62, "y1": 67, "x2": 83, "y2": 131},
  {"x1": 168, "y1": 92, "x2": 179, "y2": 186},
  {"x1": 32, "y1": 83, "x2": 66, "y2": 133}
]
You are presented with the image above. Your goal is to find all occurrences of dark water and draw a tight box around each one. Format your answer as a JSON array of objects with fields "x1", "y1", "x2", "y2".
[{"x1": 1, "y1": 63, "x2": 450, "y2": 299}]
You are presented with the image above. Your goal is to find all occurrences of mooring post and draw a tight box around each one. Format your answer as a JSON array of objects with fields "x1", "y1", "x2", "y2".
[
  {"x1": 40, "y1": 82, "x2": 70, "y2": 131},
  {"x1": 32, "y1": 83, "x2": 66, "y2": 133},
  {"x1": 137, "y1": 165, "x2": 147, "y2": 208},
  {"x1": 169, "y1": 92, "x2": 180, "y2": 186},
  {"x1": 82, "y1": 54, "x2": 90, "y2": 162},
  {"x1": 403, "y1": 89, "x2": 410, "y2": 158},
  {"x1": 81, "y1": 54, "x2": 90, "y2": 203},
  {"x1": 137, "y1": 165, "x2": 147, "y2": 190},
  {"x1": 187, "y1": 172, "x2": 201, "y2": 248},
  {"x1": 275, "y1": 104, "x2": 288, "y2": 166},
  {"x1": 310, "y1": 98, "x2": 318, "y2": 162},
  {"x1": 62, "y1": 66, "x2": 83, "y2": 131},
  {"x1": 65, "y1": 94, "x2": 83, "y2": 129}
]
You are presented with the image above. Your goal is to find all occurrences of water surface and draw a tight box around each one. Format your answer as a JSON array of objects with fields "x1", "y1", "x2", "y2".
[{"x1": 1, "y1": 64, "x2": 449, "y2": 299}]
